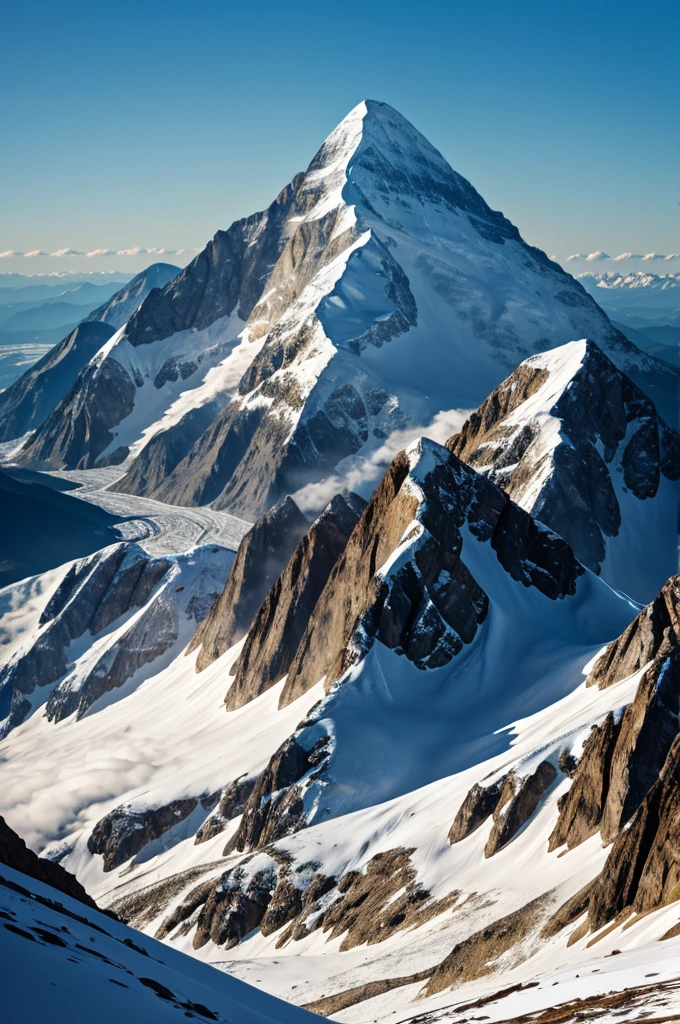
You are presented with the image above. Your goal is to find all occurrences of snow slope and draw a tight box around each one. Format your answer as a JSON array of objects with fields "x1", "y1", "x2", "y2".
[{"x1": 0, "y1": 861, "x2": 319, "y2": 1023}]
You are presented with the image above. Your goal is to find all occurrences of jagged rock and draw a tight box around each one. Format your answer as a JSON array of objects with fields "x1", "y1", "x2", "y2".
[
  {"x1": 276, "y1": 873, "x2": 338, "y2": 944},
  {"x1": 226, "y1": 733, "x2": 330, "y2": 854},
  {"x1": 484, "y1": 762, "x2": 557, "y2": 857},
  {"x1": 447, "y1": 339, "x2": 679, "y2": 600},
  {"x1": 260, "y1": 878, "x2": 304, "y2": 937},
  {"x1": 318, "y1": 849, "x2": 437, "y2": 952},
  {"x1": 110, "y1": 400, "x2": 225, "y2": 498},
  {"x1": 588, "y1": 725, "x2": 680, "y2": 931},
  {"x1": 21, "y1": 182, "x2": 303, "y2": 473},
  {"x1": 0, "y1": 544, "x2": 185, "y2": 734},
  {"x1": 45, "y1": 587, "x2": 179, "y2": 723},
  {"x1": 88, "y1": 798, "x2": 199, "y2": 872},
  {"x1": 226, "y1": 491, "x2": 365, "y2": 710},
  {"x1": 548, "y1": 714, "x2": 622, "y2": 851},
  {"x1": 193, "y1": 862, "x2": 279, "y2": 950},
  {"x1": 194, "y1": 776, "x2": 257, "y2": 845},
  {"x1": 550, "y1": 594, "x2": 680, "y2": 852},
  {"x1": 147, "y1": 103, "x2": 666, "y2": 520},
  {"x1": 189, "y1": 496, "x2": 308, "y2": 671},
  {"x1": 448, "y1": 780, "x2": 505, "y2": 844},
  {"x1": 154, "y1": 879, "x2": 216, "y2": 941},
  {"x1": 279, "y1": 442, "x2": 583, "y2": 709},
  {"x1": 0, "y1": 815, "x2": 98, "y2": 909},
  {"x1": 587, "y1": 577, "x2": 680, "y2": 690}
]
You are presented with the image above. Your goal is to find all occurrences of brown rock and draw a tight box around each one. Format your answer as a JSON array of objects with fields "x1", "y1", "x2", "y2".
[
  {"x1": 226, "y1": 491, "x2": 365, "y2": 710},
  {"x1": 587, "y1": 577, "x2": 680, "y2": 690},
  {"x1": 548, "y1": 714, "x2": 621, "y2": 851},
  {"x1": 189, "y1": 496, "x2": 308, "y2": 671},
  {"x1": 449, "y1": 779, "x2": 505, "y2": 844},
  {"x1": 484, "y1": 761, "x2": 557, "y2": 857}
]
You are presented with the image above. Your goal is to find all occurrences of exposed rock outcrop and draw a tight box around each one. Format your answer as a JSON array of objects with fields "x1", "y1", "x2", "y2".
[
  {"x1": 424, "y1": 894, "x2": 550, "y2": 996},
  {"x1": 193, "y1": 776, "x2": 257, "y2": 845},
  {"x1": 448, "y1": 779, "x2": 505, "y2": 844},
  {"x1": 148, "y1": 102, "x2": 665, "y2": 521},
  {"x1": 110, "y1": 399, "x2": 225, "y2": 498},
  {"x1": 88, "y1": 799, "x2": 200, "y2": 872},
  {"x1": 18, "y1": 355, "x2": 137, "y2": 470},
  {"x1": 550, "y1": 581, "x2": 680, "y2": 853},
  {"x1": 226, "y1": 732, "x2": 330, "y2": 854},
  {"x1": 0, "y1": 542, "x2": 232, "y2": 735},
  {"x1": 189, "y1": 496, "x2": 308, "y2": 672},
  {"x1": 225, "y1": 491, "x2": 365, "y2": 710},
  {"x1": 484, "y1": 762, "x2": 557, "y2": 857},
  {"x1": 0, "y1": 815, "x2": 98, "y2": 909},
  {"x1": 587, "y1": 576, "x2": 680, "y2": 690},
  {"x1": 279, "y1": 440, "x2": 583, "y2": 710},
  {"x1": 588, "y1": 725, "x2": 680, "y2": 931}
]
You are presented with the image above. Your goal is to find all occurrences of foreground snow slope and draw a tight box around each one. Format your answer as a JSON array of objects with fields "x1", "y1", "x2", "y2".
[{"x1": 0, "y1": 862, "x2": 319, "y2": 1023}]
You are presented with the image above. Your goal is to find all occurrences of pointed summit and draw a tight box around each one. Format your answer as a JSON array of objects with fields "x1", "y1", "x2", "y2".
[{"x1": 16, "y1": 100, "x2": 674, "y2": 510}]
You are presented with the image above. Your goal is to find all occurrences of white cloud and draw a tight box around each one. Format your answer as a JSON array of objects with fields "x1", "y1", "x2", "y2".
[
  {"x1": 641, "y1": 253, "x2": 665, "y2": 261},
  {"x1": 86, "y1": 248, "x2": 116, "y2": 257},
  {"x1": 0, "y1": 250, "x2": 22, "y2": 258},
  {"x1": 664, "y1": 254, "x2": 680, "y2": 261},
  {"x1": 565, "y1": 253, "x2": 584, "y2": 261},
  {"x1": 585, "y1": 251, "x2": 610, "y2": 262},
  {"x1": 49, "y1": 248, "x2": 85, "y2": 257},
  {"x1": 611, "y1": 252, "x2": 642, "y2": 261},
  {"x1": 292, "y1": 408, "x2": 471, "y2": 514},
  {"x1": 24, "y1": 249, "x2": 48, "y2": 257}
]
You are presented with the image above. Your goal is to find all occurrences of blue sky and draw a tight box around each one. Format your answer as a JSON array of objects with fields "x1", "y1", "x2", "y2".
[{"x1": 1, "y1": 0, "x2": 678, "y2": 274}]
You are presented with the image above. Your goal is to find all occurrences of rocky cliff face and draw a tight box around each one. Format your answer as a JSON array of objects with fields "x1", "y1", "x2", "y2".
[
  {"x1": 219, "y1": 437, "x2": 597, "y2": 859},
  {"x1": 277, "y1": 438, "x2": 584, "y2": 712},
  {"x1": 225, "y1": 491, "x2": 365, "y2": 710},
  {"x1": 189, "y1": 496, "x2": 309, "y2": 672},
  {"x1": 547, "y1": 577, "x2": 680, "y2": 935},
  {"x1": 447, "y1": 339, "x2": 680, "y2": 602}
]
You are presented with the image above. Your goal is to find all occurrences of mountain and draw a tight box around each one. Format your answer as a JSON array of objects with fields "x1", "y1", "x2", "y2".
[
  {"x1": 0, "y1": 539, "x2": 234, "y2": 737},
  {"x1": 85, "y1": 262, "x2": 181, "y2": 330},
  {"x1": 447, "y1": 339, "x2": 679, "y2": 602},
  {"x1": 0, "y1": 322, "x2": 115, "y2": 441},
  {"x1": 0, "y1": 264, "x2": 180, "y2": 443},
  {"x1": 16, "y1": 101, "x2": 673, "y2": 512},
  {"x1": 0, "y1": 468, "x2": 121, "y2": 589}
]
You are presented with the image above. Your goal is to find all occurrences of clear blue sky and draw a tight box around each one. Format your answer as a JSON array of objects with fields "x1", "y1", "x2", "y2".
[{"x1": 1, "y1": 0, "x2": 678, "y2": 273}]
